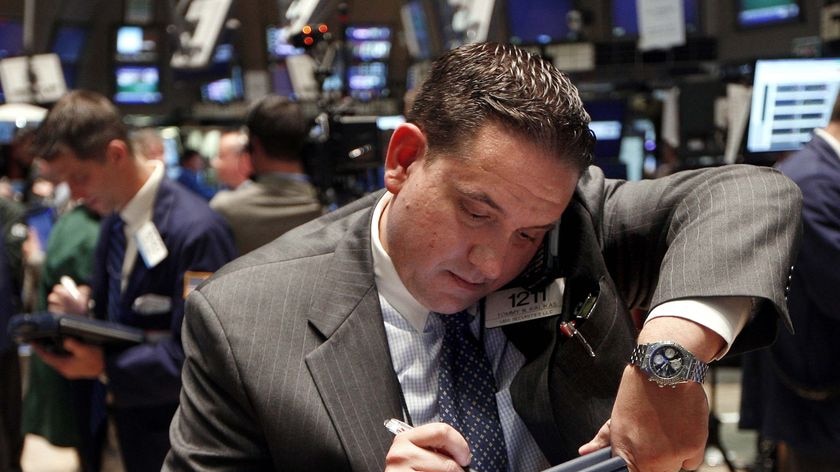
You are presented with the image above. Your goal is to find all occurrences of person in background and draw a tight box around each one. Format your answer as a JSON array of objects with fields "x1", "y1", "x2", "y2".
[
  {"x1": 210, "y1": 95, "x2": 322, "y2": 255},
  {"x1": 164, "y1": 43, "x2": 801, "y2": 472},
  {"x1": 174, "y1": 148, "x2": 216, "y2": 201},
  {"x1": 0, "y1": 202, "x2": 26, "y2": 472},
  {"x1": 739, "y1": 92, "x2": 840, "y2": 472},
  {"x1": 209, "y1": 129, "x2": 252, "y2": 191},
  {"x1": 130, "y1": 128, "x2": 166, "y2": 164},
  {"x1": 30, "y1": 90, "x2": 236, "y2": 472}
]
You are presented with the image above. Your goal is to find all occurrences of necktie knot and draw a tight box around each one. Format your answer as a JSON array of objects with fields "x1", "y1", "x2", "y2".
[{"x1": 437, "y1": 310, "x2": 473, "y2": 331}]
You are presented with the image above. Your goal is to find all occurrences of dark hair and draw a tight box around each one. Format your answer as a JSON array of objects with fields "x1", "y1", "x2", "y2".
[
  {"x1": 408, "y1": 42, "x2": 594, "y2": 172},
  {"x1": 246, "y1": 95, "x2": 307, "y2": 161},
  {"x1": 33, "y1": 90, "x2": 129, "y2": 162},
  {"x1": 179, "y1": 148, "x2": 202, "y2": 167}
]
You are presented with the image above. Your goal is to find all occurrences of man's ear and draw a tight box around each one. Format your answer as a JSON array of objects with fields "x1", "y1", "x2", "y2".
[
  {"x1": 383, "y1": 123, "x2": 426, "y2": 194},
  {"x1": 104, "y1": 139, "x2": 131, "y2": 166}
]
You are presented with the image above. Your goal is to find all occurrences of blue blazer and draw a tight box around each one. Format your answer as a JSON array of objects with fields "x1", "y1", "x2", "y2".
[
  {"x1": 742, "y1": 134, "x2": 840, "y2": 451},
  {"x1": 90, "y1": 178, "x2": 236, "y2": 471}
]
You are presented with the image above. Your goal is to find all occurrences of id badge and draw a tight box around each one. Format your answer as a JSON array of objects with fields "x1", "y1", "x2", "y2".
[
  {"x1": 484, "y1": 278, "x2": 565, "y2": 328},
  {"x1": 135, "y1": 221, "x2": 168, "y2": 268}
]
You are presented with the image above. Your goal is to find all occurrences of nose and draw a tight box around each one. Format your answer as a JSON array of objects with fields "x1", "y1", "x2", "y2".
[{"x1": 467, "y1": 242, "x2": 505, "y2": 281}]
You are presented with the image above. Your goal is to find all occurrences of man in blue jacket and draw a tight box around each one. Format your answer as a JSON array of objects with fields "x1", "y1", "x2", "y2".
[
  {"x1": 32, "y1": 90, "x2": 237, "y2": 472},
  {"x1": 740, "y1": 92, "x2": 840, "y2": 472}
]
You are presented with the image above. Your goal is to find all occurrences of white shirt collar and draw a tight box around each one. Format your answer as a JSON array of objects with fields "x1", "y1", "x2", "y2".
[
  {"x1": 814, "y1": 128, "x2": 840, "y2": 161},
  {"x1": 119, "y1": 160, "x2": 164, "y2": 232},
  {"x1": 371, "y1": 192, "x2": 432, "y2": 333}
]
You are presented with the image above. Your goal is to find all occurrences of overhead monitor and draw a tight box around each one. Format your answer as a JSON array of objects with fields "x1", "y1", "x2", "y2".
[
  {"x1": 612, "y1": 0, "x2": 700, "y2": 38},
  {"x1": 736, "y1": 0, "x2": 801, "y2": 28},
  {"x1": 400, "y1": 0, "x2": 436, "y2": 60},
  {"x1": 585, "y1": 99, "x2": 626, "y2": 160},
  {"x1": 0, "y1": 19, "x2": 23, "y2": 60},
  {"x1": 270, "y1": 62, "x2": 295, "y2": 97},
  {"x1": 346, "y1": 25, "x2": 392, "y2": 62},
  {"x1": 115, "y1": 25, "x2": 159, "y2": 63},
  {"x1": 746, "y1": 58, "x2": 840, "y2": 153},
  {"x1": 113, "y1": 64, "x2": 162, "y2": 104},
  {"x1": 50, "y1": 24, "x2": 88, "y2": 63},
  {"x1": 200, "y1": 66, "x2": 244, "y2": 104},
  {"x1": 347, "y1": 62, "x2": 388, "y2": 101},
  {"x1": 507, "y1": 0, "x2": 572, "y2": 45}
]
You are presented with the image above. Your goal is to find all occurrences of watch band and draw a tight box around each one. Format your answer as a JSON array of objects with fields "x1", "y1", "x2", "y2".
[{"x1": 630, "y1": 342, "x2": 709, "y2": 385}]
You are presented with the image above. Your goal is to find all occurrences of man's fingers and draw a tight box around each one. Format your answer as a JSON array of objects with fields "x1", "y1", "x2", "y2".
[{"x1": 578, "y1": 418, "x2": 611, "y2": 455}]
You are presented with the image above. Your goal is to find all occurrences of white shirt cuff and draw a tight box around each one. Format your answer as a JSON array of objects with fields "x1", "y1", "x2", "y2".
[{"x1": 646, "y1": 296, "x2": 753, "y2": 360}]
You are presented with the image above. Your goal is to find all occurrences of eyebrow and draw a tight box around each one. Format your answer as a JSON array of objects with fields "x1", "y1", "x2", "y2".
[{"x1": 458, "y1": 187, "x2": 558, "y2": 232}]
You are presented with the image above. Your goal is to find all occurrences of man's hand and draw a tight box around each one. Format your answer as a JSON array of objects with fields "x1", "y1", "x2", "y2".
[
  {"x1": 33, "y1": 337, "x2": 105, "y2": 379},
  {"x1": 47, "y1": 282, "x2": 92, "y2": 315},
  {"x1": 384, "y1": 422, "x2": 472, "y2": 471},
  {"x1": 579, "y1": 316, "x2": 722, "y2": 471}
]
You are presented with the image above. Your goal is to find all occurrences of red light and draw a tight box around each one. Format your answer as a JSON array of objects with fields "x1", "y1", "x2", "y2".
[
  {"x1": 302, "y1": 25, "x2": 312, "y2": 34},
  {"x1": 318, "y1": 24, "x2": 328, "y2": 33},
  {"x1": 304, "y1": 37, "x2": 314, "y2": 46}
]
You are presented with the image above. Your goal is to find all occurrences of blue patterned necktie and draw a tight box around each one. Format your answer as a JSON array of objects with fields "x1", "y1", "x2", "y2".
[
  {"x1": 436, "y1": 311, "x2": 508, "y2": 472},
  {"x1": 106, "y1": 216, "x2": 126, "y2": 321}
]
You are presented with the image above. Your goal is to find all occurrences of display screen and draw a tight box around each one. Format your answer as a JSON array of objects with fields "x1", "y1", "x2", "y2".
[
  {"x1": 115, "y1": 25, "x2": 159, "y2": 63},
  {"x1": 612, "y1": 0, "x2": 700, "y2": 38},
  {"x1": 746, "y1": 58, "x2": 840, "y2": 153},
  {"x1": 114, "y1": 65, "x2": 162, "y2": 104},
  {"x1": 200, "y1": 67, "x2": 244, "y2": 104},
  {"x1": 401, "y1": 0, "x2": 435, "y2": 60},
  {"x1": 585, "y1": 99, "x2": 626, "y2": 160},
  {"x1": 346, "y1": 26, "x2": 392, "y2": 61},
  {"x1": 0, "y1": 19, "x2": 23, "y2": 59},
  {"x1": 271, "y1": 62, "x2": 295, "y2": 97},
  {"x1": 507, "y1": 0, "x2": 572, "y2": 45},
  {"x1": 347, "y1": 62, "x2": 388, "y2": 100},
  {"x1": 266, "y1": 26, "x2": 304, "y2": 60},
  {"x1": 737, "y1": 0, "x2": 801, "y2": 28},
  {"x1": 51, "y1": 24, "x2": 88, "y2": 63}
]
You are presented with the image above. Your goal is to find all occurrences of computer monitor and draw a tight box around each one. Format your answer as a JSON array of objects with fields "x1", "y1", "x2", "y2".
[
  {"x1": 507, "y1": 0, "x2": 572, "y2": 45},
  {"x1": 114, "y1": 25, "x2": 159, "y2": 63},
  {"x1": 612, "y1": 0, "x2": 700, "y2": 38},
  {"x1": 401, "y1": 0, "x2": 436, "y2": 60},
  {"x1": 346, "y1": 25, "x2": 392, "y2": 62},
  {"x1": 0, "y1": 18, "x2": 23, "y2": 60},
  {"x1": 50, "y1": 24, "x2": 88, "y2": 63},
  {"x1": 347, "y1": 62, "x2": 388, "y2": 100},
  {"x1": 736, "y1": 0, "x2": 801, "y2": 28},
  {"x1": 746, "y1": 58, "x2": 840, "y2": 153},
  {"x1": 113, "y1": 65, "x2": 162, "y2": 105},
  {"x1": 585, "y1": 99, "x2": 627, "y2": 160},
  {"x1": 200, "y1": 66, "x2": 244, "y2": 104}
]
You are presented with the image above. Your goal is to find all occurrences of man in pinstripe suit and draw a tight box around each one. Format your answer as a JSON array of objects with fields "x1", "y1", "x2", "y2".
[{"x1": 165, "y1": 42, "x2": 801, "y2": 472}]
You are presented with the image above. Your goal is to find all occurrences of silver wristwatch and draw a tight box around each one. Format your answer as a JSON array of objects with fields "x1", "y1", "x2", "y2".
[{"x1": 629, "y1": 341, "x2": 709, "y2": 388}]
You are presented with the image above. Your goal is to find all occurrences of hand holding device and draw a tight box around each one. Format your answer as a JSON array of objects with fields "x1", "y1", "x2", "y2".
[{"x1": 383, "y1": 419, "x2": 476, "y2": 472}]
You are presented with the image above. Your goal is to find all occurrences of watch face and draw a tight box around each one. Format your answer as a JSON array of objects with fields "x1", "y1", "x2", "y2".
[{"x1": 650, "y1": 344, "x2": 684, "y2": 379}]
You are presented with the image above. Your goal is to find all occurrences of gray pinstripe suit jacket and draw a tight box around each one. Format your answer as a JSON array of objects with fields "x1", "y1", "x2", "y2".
[{"x1": 164, "y1": 164, "x2": 801, "y2": 471}]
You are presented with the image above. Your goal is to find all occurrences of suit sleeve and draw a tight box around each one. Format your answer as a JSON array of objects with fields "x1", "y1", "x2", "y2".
[
  {"x1": 105, "y1": 219, "x2": 237, "y2": 407},
  {"x1": 163, "y1": 289, "x2": 272, "y2": 471},
  {"x1": 587, "y1": 164, "x2": 802, "y2": 353}
]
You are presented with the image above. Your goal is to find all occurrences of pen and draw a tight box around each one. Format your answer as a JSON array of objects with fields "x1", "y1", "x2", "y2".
[
  {"x1": 60, "y1": 276, "x2": 82, "y2": 300},
  {"x1": 383, "y1": 418, "x2": 479, "y2": 472}
]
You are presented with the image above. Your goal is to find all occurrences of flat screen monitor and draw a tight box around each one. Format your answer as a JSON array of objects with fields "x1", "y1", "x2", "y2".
[
  {"x1": 736, "y1": 0, "x2": 801, "y2": 28},
  {"x1": 0, "y1": 19, "x2": 23, "y2": 60},
  {"x1": 346, "y1": 25, "x2": 392, "y2": 62},
  {"x1": 114, "y1": 65, "x2": 162, "y2": 104},
  {"x1": 347, "y1": 62, "x2": 388, "y2": 101},
  {"x1": 507, "y1": 0, "x2": 572, "y2": 45},
  {"x1": 266, "y1": 26, "x2": 304, "y2": 60},
  {"x1": 585, "y1": 99, "x2": 626, "y2": 160},
  {"x1": 746, "y1": 58, "x2": 840, "y2": 153},
  {"x1": 612, "y1": 0, "x2": 700, "y2": 38},
  {"x1": 115, "y1": 25, "x2": 159, "y2": 63},
  {"x1": 51, "y1": 24, "x2": 88, "y2": 63},
  {"x1": 401, "y1": 0, "x2": 435, "y2": 60},
  {"x1": 200, "y1": 67, "x2": 244, "y2": 104},
  {"x1": 271, "y1": 62, "x2": 296, "y2": 97}
]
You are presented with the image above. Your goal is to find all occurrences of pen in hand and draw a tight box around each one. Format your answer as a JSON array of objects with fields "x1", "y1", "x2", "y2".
[{"x1": 383, "y1": 418, "x2": 479, "y2": 472}]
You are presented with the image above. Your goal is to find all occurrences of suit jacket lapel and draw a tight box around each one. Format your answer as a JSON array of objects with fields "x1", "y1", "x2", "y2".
[{"x1": 305, "y1": 204, "x2": 405, "y2": 472}]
